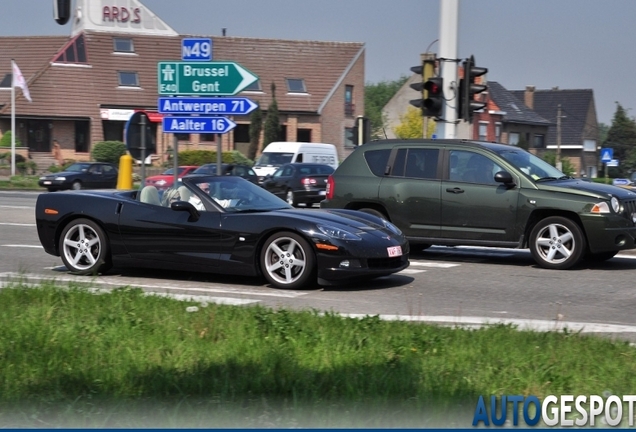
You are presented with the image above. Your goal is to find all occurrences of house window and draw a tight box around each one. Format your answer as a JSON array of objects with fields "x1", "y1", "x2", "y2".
[
  {"x1": 175, "y1": 133, "x2": 190, "y2": 141},
  {"x1": 297, "y1": 129, "x2": 311, "y2": 142},
  {"x1": 243, "y1": 80, "x2": 261, "y2": 91},
  {"x1": 201, "y1": 134, "x2": 216, "y2": 142},
  {"x1": 286, "y1": 78, "x2": 306, "y2": 93},
  {"x1": 583, "y1": 139, "x2": 596, "y2": 152},
  {"x1": 509, "y1": 132, "x2": 520, "y2": 146},
  {"x1": 52, "y1": 34, "x2": 87, "y2": 64},
  {"x1": 113, "y1": 38, "x2": 134, "y2": 53},
  {"x1": 345, "y1": 85, "x2": 354, "y2": 116},
  {"x1": 478, "y1": 122, "x2": 488, "y2": 141},
  {"x1": 118, "y1": 71, "x2": 139, "y2": 87},
  {"x1": 533, "y1": 134, "x2": 545, "y2": 148},
  {"x1": 495, "y1": 122, "x2": 502, "y2": 143}
]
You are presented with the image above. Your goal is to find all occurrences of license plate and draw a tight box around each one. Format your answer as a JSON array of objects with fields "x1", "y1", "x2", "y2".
[
  {"x1": 43, "y1": 181, "x2": 51, "y2": 185},
  {"x1": 387, "y1": 246, "x2": 402, "y2": 257},
  {"x1": 319, "y1": 190, "x2": 326, "y2": 196}
]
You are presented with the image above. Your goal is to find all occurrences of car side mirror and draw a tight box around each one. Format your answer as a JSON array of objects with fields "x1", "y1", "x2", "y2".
[
  {"x1": 494, "y1": 171, "x2": 515, "y2": 187},
  {"x1": 171, "y1": 200, "x2": 200, "y2": 222}
]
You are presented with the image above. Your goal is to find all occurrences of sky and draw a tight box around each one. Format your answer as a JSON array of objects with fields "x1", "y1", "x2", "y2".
[{"x1": 2, "y1": 0, "x2": 636, "y2": 125}]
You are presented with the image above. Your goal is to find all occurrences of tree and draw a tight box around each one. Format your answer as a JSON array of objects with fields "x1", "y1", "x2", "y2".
[
  {"x1": 392, "y1": 106, "x2": 435, "y2": 139},
  {"x1": 604, "y1": 103, "x2": 636, "y2": 176},
  {"x1": 247, "y1": 104, "x2": 263, "y2": 161},
  {"x1": 0, "y1": 131, "x2": 21, "y2": 148},
  {"x1": 263, "y1": 82, "x2": 282, "y2": 146},
  {"x1": 542, "y1": 151, "x2": 575, "y2": 176},
  {"x1": 365, "y1": 76, "x2": 409, "y2": 139}
]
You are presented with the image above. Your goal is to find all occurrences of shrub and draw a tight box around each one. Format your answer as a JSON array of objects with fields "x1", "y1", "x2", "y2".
[
  {"x1": 91, "y1": 141, "x2": 127, "y2": 164},
  {"x1": 0, "y1": 131, "x2": 21, "y2": 148},
  {"x1": 16, "y1": 160, "x2": 37, "y2": 175},
  {"x1": 177, "y1": 150, "x2": 253, "y2": 166}
]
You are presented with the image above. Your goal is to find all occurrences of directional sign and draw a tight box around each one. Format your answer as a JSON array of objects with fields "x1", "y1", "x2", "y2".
[
  {"x1": 607, "y1": 159, "x2": 620, "y2": 167},
  {"x1": 157, "y1": 97, "x2": 258, "y2": 115},
  {"x1": 601, "y1": 148, "x2": 613, "y2": 163},
  {"x1": 162, "y1": 116, "x2": 237, "y2": 134},
  {"x1": 181, "y1": 38, "x2": 212, "y2": 61},
  {"x1": 158, "y1": 61, "x2": 259, "y2": 96},
  {"x1": 613, "y1": 178, "x2": 629, "y2": 186}
]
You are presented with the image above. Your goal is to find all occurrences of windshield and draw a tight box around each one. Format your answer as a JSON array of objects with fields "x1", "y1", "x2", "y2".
[
  {"x1": 255, "y1": 152, "x2": 294, "y2": 166},
  {"x1": 494, "y1": 148, "x2": 566, "y2": 181},
  {"x1": 65, "y1": 163, "x2": 91, "y2": 172},
  {"x1": 193, "y1": 164, "x2": 219, "y2": 175},
  {"x1": 182, "y1": 175, "x2": 291, "y2": 212}
]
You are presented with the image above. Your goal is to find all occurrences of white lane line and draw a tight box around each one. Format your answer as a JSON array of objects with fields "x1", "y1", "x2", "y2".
[
  {"x1": 339, "y1": 313, "x2": 636, "y2": 334},
  {"x1": 2, "y1": 245, "x2": 42, "y2": 248},
  {"x1": 398, "y1": 268, "x2": 426, "y2": 274},
  {"x1": 0, "y1": 205, "x2": 32, "y2": 209},
  {"x1": 0, "y1": 223, "x2": 36, "y2": 227},
  {"x1": 148, "y1": 292, "x2": 259, "y2": 305},
  {"x1": 0, "y1": 272, "x2": 308, "y2": 299},
  {"x1": 409, "y1": 261, "x2": 460, "y2": 268}
]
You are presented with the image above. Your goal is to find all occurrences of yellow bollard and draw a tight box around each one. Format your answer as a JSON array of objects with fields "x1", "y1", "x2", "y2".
[{"x1": 117, "y1": 153, "x2": 134, "y2": 190}]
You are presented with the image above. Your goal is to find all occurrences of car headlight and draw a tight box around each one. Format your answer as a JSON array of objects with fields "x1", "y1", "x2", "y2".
[
  {"x1": 316, "y1": 224, "x2": 362, "y2": 241},
  {"x1": 39, "y1": 176, "x2": 46, "y2": 180},
  {"x1": 381, "y1": 220, "x2": 402, "y2": 236},
  {"x1": 54, "y1": 176, "x2": 66, "y2": 181},
  {"x1": 611, "y1": 196, "x2": 621, "y2": 213}
]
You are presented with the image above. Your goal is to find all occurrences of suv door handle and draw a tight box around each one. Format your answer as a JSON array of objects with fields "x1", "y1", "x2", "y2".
[{"x1": 446, "y1": 187, "x2": 465, "y2": 194}]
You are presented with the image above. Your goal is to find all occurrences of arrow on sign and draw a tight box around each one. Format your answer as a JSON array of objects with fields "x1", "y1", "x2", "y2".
[
  {"x1": 158, "y1": 97, "x2": 258, "y2": 115},
  {"x1": 162, "y1": 116, "x2": 237, "y2": 134},
  {"x1": 158, "y1": 61, "x2": 259, "y2": 96}
]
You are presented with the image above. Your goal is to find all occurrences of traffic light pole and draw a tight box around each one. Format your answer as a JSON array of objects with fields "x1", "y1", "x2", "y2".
[{"x1": 437, "y1": 0, "x2": 458, "y2": 139}]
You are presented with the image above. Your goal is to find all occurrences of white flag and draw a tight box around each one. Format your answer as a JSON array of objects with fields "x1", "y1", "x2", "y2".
[{"x1": 11, "y1": 60, "x2": 32, "y2": 103}]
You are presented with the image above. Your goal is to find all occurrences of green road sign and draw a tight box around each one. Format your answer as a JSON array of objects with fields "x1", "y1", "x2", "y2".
[{"x1": 158, "y1": 61, "x2": 259, "y2": 95}]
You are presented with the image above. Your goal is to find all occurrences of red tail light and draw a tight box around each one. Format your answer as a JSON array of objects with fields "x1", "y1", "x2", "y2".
[
  {"x1": 326, "y1": 175, "x2": 335, "y2": 199},
  {"x1": 301, "y1": 178, "x2": 317, "y2": 185}
]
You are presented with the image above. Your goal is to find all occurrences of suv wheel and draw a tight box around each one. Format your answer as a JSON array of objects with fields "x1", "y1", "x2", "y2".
[{"x1": 529, "y1": 216, "x2": 586, "y2": 270}]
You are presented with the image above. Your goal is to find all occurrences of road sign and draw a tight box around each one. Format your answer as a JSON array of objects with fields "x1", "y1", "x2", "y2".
[
  {"x1": 157, "y1": 97, "x2": 258, "y2": 115},
  {"x1": 601, "y1": 148, "x2": 613, "y2": 163},
  {"x1": 613, "y1": 178, "x2": 630, "y2": 186},
  {"x1": 181, "y1": 38, "x2": 212, "y2": 61},
  {"x1": 607, "y1": 159, "x2": 620, "y2": 167},
  {"x1": 158, "y1": 61, "x2": 259, "y2": 96},
  {"x1": 162, "y1": 116, "x2": 237, "y2": 134},
  {"x1": 125, "y1": 111, "x2": 156, "y2": 161}
]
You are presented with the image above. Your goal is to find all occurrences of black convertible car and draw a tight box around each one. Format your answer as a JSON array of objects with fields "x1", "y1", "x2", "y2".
[{"x1": 35, "y1": 176, "x2": 409, "y2": 289}]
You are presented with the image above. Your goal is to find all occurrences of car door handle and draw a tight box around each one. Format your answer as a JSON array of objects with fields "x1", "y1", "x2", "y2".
[{"x1": 446, "y1": 187, "x2": 464, "y2": 194}]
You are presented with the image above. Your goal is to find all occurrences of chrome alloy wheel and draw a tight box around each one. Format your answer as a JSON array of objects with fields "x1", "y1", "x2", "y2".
[
  {"x1": 532, "y1": 222, "x2": 575, "y2": 265},
  {"x1": 62, "y1": 222, "x2": 102, "y2": 271},
  {"x1": 264, "y1": 236, "x2": 307, "y2": 286}
]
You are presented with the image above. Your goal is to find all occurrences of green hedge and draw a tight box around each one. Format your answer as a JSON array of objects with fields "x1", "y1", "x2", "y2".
[
  {"x1": 177, "y1": 150, "x2": 253, "y2": 166},
  {"x1": 0, "y1": 131, "x2": 21, "y2": 148},
  {"x1": 91, "y1": 141, "x2": 127, "y2": 164}
]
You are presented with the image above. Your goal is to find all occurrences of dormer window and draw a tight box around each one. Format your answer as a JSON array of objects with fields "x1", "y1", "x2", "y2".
[
  {"x1": 52, "y1": 33, "x2": 88, "y2": 64},
  {"x1": 243, "y1": 80, "x2": 262, "y2": 92},
  {"x1": 286, "y1": 78, "x2": 306, "y2": 93},
  {"x1": 113, "y1": 38, "x2": 134, "y2": 53}
]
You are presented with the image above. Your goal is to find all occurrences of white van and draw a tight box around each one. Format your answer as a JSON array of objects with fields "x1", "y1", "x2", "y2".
[{"x1": 252, "y1": 142, "x2": 339, "y2": 183}]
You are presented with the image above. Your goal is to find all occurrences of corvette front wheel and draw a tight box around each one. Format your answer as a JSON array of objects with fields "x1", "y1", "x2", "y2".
[
  {"x1": 60, "y1": 218, "x2": 112, "y2": 275},
  {"x1": 261, "y1": 232, "x2": 315, "y2": 289}
]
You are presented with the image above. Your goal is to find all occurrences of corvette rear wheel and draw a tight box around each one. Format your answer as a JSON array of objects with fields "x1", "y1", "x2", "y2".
[
  {"x1": 261, "y1": 232, "x2": 315, "y2": 289},
  {"x1": 60, "y1": 218, "x2": 112, "y2": 275},
  {"x1": 529, "y1": 216, "x2": 585, "y2": 270}
]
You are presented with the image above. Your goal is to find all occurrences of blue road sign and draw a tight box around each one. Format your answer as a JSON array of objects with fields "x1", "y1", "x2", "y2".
[
  {"x1": 601, "y1": 148, "x2": 613, "y2": 163},
  {"x1": 181, "y1": 38, "x2": 212, "y2": 61},
  {"x1": 613, "y1": 178, "x2": 630, "y2": 186},
  {"x1": 162, "y1": 116, "x2": 236, "y2": 134},
  {"x1": 158, "y1": 97, "x2": 258, "y2": 115}
]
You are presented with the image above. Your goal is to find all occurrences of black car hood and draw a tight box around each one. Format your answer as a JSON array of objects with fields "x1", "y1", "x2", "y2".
[
  {"x1": 537, "y1": 179, "x2": 636, "y2": 200},
  {"x1": 264, "y1": 208, "x2": 387, "y2": 232}
]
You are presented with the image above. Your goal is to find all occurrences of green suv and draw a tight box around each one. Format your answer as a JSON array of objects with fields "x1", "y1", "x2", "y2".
[{"x1": 321, "y1": 139, "x2": 636, "y2": 269}]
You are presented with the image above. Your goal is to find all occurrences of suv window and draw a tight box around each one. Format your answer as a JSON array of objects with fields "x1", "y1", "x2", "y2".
[
  {"x1": 391, "y1": 148, "x2": 439, "y2": 179},
  {"x1": 364, "y1": 149, "x2": 391, "y2": 177},
  {"x1": 450, "y1": 150, "x2": 503, "y2": 185}
]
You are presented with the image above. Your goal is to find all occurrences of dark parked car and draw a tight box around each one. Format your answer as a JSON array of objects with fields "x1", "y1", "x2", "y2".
[
  {"x1": 38, "y1": 162, "x2": 118, "y2": 192},
  {"x1": 190, "y1": 163, "x2": 258, "y2": 184},
  {"x1": 261, "y1": 163, "x2": 334, "y2": 207},
  {"x1": 321, "y1": 139, "x2": 636, "y2": 270},
  {"x1": 35, "y1": 175, "x2": 408, "y2": 290}
]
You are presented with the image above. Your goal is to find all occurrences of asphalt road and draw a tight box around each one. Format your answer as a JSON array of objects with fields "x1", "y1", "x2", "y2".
[{"x1": 2, "y1": 190, "x2": 636, "y2": 342}]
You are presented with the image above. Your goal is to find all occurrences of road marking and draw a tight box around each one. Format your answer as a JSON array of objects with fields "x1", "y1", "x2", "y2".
[
  {"x1": 149, "y1": 292, "x2": 259, "y2": 305},
  {"x1": 0, "y1": 272, "x2": 308, "y2": 299},
  {"x1": 0, "y1": 223, "x2": 36, "y2": 227},
  {"x1": 398, "y1": 268, "x2": 426, "y2": 274},
  {"x1": 2, "y1": 244, "x2": 42, "y2": 248},
  {"x1": 409, "y1": 261, "x2": 460, "y2": 268},
  {"x1": 338, "y1": 313, "x2": 636, "y2": 334},
  {"x1": 0, "y1": 205, "x2": 32, "y2": 209}
]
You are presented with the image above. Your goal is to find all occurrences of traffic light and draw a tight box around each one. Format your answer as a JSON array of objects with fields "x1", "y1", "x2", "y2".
[
  {"x1": 458, "y1": 55, "x2": 488, "y2": 122},
  {"x1": 423, "y1": 77, "x2": 444, "y2": 118},
  {"x1": 53, "y1": 0, "x2": 72, "y2": 25},
  {"x1": 409, "y1": 58, "x2": 438, "y2": 117}
]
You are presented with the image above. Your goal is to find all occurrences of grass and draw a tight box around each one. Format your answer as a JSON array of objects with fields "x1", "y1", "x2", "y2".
[
  {"x1": 0, "y1": 175, "x2": 40, "y2": 190},
  {"x1": 0, "y1": 281, "x2": 635, "y2": 427}
]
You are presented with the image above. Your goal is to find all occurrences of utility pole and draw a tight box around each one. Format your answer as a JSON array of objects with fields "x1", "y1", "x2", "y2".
[
  {"x1": 556, "y1": 104, "x2": 565, "y2": 171},
  {"x1": 437, "y1": 0, "x2": 459, "y2": 139}
]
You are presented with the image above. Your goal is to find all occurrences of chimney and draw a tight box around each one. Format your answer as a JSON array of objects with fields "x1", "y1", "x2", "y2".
[
  {"x1": 524, "y1": 85, "x2": 535, "y2": 110},
  {"x1": 222, "y1": 28, "x2": 227, "y2": 36}
]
